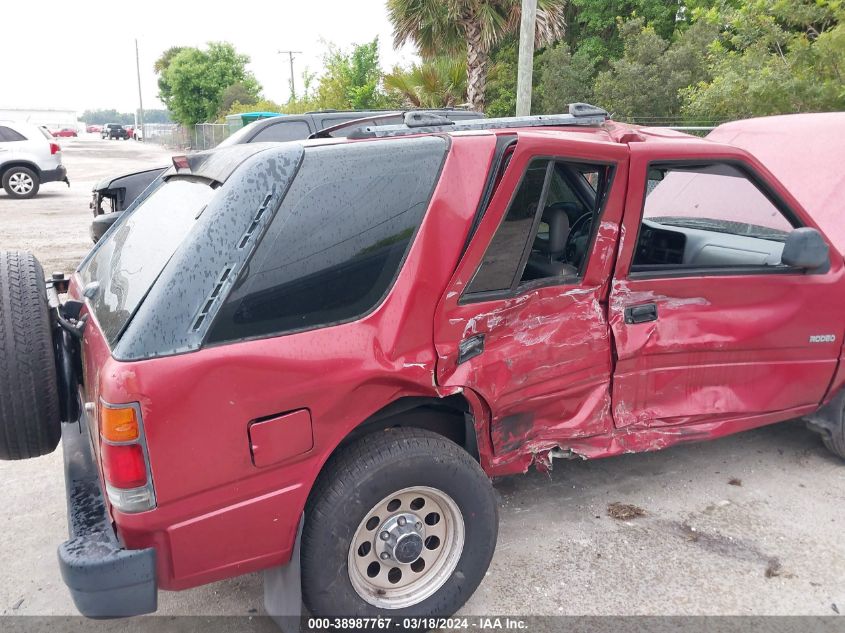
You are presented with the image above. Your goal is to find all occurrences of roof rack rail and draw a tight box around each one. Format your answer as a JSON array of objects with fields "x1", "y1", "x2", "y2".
[{"x1": 346, "y1": 103, "x2": 609, "y2": 140}]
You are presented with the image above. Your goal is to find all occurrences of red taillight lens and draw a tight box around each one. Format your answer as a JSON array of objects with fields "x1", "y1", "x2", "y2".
[
  {"x1": 50, "y1": 143, "x2": 60, "y2": 155},
  {"x1": 101, "y1": 443, "x2": 147, "y2": 489}
]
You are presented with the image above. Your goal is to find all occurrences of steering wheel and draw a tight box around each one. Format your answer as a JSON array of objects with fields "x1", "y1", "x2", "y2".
[{"x1": 565, "y1": 213, "x2": 593, "y2": 265}]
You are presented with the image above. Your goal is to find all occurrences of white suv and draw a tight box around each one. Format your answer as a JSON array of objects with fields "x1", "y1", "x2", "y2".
[{"x1": 0, "y1": 121, "x2": 68, "y2": 199}]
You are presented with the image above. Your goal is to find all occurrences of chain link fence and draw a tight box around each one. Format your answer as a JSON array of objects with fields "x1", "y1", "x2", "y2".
[
  {"x1": 191, "y1": 123, "x2": 230, "y2": 150},
  {"x1": 143, "y1": 123, "x2": 230, "y2": 150}
]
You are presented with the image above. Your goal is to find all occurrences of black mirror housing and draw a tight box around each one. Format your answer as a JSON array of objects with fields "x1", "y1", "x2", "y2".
[{"x1": 781, "y1": 227, "x2": 830, "y2": 271}]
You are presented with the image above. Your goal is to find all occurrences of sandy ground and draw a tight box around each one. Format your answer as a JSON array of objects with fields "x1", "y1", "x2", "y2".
[
  {"x1": 0, "y1": 138, "x2": 843, "y2": 621},
  {"x1": 0, "y1": 135, "x2": 171, "y2": 273}
]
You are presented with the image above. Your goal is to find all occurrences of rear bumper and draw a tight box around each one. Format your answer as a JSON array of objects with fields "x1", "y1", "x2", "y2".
[
  {"x1": 57, "y1": 416, "x2": 157, "y2": 617},
  {"x1": 41, "y1": 165, "x2": 68, "y2": 184}
]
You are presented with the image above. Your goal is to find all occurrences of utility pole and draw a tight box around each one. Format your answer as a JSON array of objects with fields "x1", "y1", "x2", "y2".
[
  {"x1": 516, "y1": 0, "x2": 537, "y2": 116},
  {"x1": 278, "y1": 50, "x2": 302, "y2": 101},
  {"x1": 135, "y1": 38, "x2": 145, "y2": 141}
]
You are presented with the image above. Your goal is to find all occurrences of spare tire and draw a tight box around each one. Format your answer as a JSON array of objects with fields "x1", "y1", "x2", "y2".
[{"x1": 0, "y1": 251, "x2": 61, "y2": 460}]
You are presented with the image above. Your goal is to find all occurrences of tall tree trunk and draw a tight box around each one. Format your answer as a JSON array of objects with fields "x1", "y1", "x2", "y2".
[{"x1": 464, "y1": 20, "x2": 490, "y2": 112}]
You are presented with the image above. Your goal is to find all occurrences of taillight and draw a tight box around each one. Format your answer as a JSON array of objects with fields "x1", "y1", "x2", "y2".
[
  {"x1": 49, "y1": 142, "x2": 60, "y2": 155},
  {"x1": 101, "y1": 443, "x2": 147, "y2": 488},
  {"x1": 97, "y1": 402, "x2": 156, "y2": 513}
]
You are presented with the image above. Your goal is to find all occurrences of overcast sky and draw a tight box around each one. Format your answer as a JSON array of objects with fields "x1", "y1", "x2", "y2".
[{"x1": 0, "y1": 0, "x2": 418, "y2": 114}]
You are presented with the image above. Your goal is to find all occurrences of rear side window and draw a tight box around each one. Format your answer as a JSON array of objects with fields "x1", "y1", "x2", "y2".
[
  {"x1": 252, "y1": 120, "x2": 312, "y2": 142},
  {"x1": 81, "y1": 179, "x2": 215, "y2": 344},
  {"x1": 208, "y1": 136, "x2": 447, "y2": 343},
  {"x1": 0, "y1": 126, "x2": 27, "y2": 142}
]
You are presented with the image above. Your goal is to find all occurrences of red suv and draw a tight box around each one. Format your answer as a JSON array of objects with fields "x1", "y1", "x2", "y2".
[{"x1": 1, "y1": 106, "x2": 844, "y2": 624}]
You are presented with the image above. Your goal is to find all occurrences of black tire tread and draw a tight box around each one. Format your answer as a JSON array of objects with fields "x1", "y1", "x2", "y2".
[
  {"x1": 302, "y1": 427, "x2": 497, "y2": 618},
  {"x1": 822, "y1": 428, "x2": 845, "y2": 459},
  {"x1": 0, "y1": 251, "x2": 61, "y2": 459}
]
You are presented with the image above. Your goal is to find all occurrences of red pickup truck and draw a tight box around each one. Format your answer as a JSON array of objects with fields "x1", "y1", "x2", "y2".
[{"x1": 0, "y1": 106, "x2": 842, "y2": 625}]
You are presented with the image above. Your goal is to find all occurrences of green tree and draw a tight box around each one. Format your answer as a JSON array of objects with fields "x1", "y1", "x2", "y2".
[
  {"x1": 592, "y1": 17, "x2": 715, "y2": 121},
  {"x1": 484, "y1": 39, "x2": 518, "y2": 117},
  {"x1": 317, "y1": 40, "x2": 376, "y2": 109},
  {"x1": 534, "y1": 43, "x2": 600, "y2": 113},
  {"x1": 218, "y1": 82, "x2": 260, "y2": 117},
  {"x1": 316, "y1": 39, "x2": 395, "y2": 110},
  {"x1": 682, "y1": 1, "x2": 845, "y2": 120},
  {"x1": 80, "y1": 109, "x2": 133, "y2": 125},
  {"x1": 565, "y1": 0, "x2": 684, "y2": 56},
  {"x1": 225, "y1": 99, "x2": 285, "y2": 118},
  {"x1": 81, "y1": 108, "x2": 173, "y2": 124},
  {"x1": 154, "y1": 46, "x2": 186, "y2": 111},
  {"x1": 387, "y1": 0, "x2": 567, "y2": 111},
  {"x1": 384, "y1": 57, "x2": 467, "y2": 108},
  {"x1": 157, "y1": 42, "x2": 261, "y2": 125},
  {"x1": 139, "y1": 109, "x2": 173, "y2": 124}
]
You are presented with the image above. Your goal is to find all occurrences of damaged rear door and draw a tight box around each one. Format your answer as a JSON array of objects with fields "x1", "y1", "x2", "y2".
[
  {"x1": 608, "y1": 141, "x2": 845, "y2": 431},
  {"x1": 433, "y1": 134, "x2": 628, "y2": 470}
]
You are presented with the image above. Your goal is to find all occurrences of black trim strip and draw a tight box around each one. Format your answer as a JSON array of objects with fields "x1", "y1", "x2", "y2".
[{"x1": 459, "y1": 134, "x2": 518, "y2": 258}]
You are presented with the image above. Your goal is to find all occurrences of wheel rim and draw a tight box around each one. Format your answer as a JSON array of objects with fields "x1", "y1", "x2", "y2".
[
  {"x1": 9, "y1": 172, "x2": 34, "y2": 194},
  {"x1": 347, "y1": 486, "x2": 465, "y2": 609}
]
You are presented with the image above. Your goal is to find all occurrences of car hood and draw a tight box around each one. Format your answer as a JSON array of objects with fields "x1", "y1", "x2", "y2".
[{"x1": 708, "y1": 113, "x2": 845, "y2": 255}]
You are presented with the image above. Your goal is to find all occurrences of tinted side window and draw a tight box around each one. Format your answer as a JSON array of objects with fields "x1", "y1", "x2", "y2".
[
  {"x1": 466, "y1": 160, "x2": 612, "y2": 296},
  {"x1": 208, "y1": 136, "x2": 447, "y2": 343},
  {"x1": 466, "y1": 160, "x2": 551, "y2": 294},
  {"x1": 252, "y1": 121, "x2": 312, "y2": 142},
  {"x1": 0, "y1": 126, "x2": 26, "y2": 142}
]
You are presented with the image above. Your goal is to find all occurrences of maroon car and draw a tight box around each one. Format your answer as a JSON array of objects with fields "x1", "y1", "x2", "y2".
[
  {"x1": 51, "y1": 128, "x2": 78, "y2": 138},
  {"x1": 0, "y1": 106, "x2": 843, "y2": 625}
]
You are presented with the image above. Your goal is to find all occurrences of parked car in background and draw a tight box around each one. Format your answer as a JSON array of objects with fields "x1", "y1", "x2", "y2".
[
  {"x1": 102, "y1": 124, "x2": 129, "y2": 140},
  {"x1": 2, "y1": 106, "x2": 845, "y2": 623},
  {"x1": 86, "y1": 124, "x2": 103, "y2": 134},
  {"x1": 0, "y1": 121, "x2": 68, "y2": 198},
  {"x1": 89, "y1": 108, "x2": 484, "y2": 242},
  {"x1": 51, "y1": 128, "x2": 78, "y2": 138},
  {"x1": 131, "y1": 126, "x2": 143, "y2": 141}
]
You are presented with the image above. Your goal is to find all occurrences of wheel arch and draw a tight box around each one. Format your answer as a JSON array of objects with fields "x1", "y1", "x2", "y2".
[
  {"x1": 334, "y1": 394, "x2": 480, "y2": 462},
  {"x1": 0, "y1": 161, "x2": 42, "y2": 181}
]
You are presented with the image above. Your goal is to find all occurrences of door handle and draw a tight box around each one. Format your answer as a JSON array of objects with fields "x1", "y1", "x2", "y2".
[
  {"x1": 458, "y1": 334, "x2": 485, "y2": 365},
  {"x1": 624, "y1": 303, "x2": 658, "y2": 324}
]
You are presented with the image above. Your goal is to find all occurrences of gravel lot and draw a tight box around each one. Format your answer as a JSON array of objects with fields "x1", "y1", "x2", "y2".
[{"x1": 0, "y1": 138, "x2": 843, "y2": 620}]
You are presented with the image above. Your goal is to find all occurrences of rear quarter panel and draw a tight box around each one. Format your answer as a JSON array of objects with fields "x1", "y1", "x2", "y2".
[{"x1": 89, "y1": 134, "x2": 498, "y2": 589}]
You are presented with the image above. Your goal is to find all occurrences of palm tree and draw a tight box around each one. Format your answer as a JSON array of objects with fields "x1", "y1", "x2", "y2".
[
  {"x1": 387, "y1": 0, "x2": 567, "y2": 112},
  {"x1": 384, "y1": 57, "x2": 468, "y2": 108}
]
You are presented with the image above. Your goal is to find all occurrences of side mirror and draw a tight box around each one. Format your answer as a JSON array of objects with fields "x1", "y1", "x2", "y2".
[{"x1": 781, "y1": 227, "x2": 829, "y2": 270}]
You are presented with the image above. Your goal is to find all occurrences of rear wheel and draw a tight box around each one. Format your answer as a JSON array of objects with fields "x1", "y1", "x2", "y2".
[
  {"x1": 301, "y1": 428, "x2": 497, "y2": 618},
  {"x1": 0, "y1": 251, "x2": 61, "y2": 459},
  {"x1": 2, "y1": 167, "x2": 40, "y2": 199}
]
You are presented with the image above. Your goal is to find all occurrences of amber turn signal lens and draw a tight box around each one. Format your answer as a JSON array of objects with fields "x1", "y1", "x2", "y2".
[{"x1": 100, "y1": 406, "x2": 139, "y2": 442}]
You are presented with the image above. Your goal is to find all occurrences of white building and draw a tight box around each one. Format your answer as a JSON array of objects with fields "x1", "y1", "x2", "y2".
[{"x1": 0, "y1": 108, "x2": 79, "y2": 130}]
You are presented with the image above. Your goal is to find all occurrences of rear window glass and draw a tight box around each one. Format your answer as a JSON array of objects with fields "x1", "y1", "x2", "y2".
[
  {"x1": 81, "y1": 179, "x2": 216, "y2": 345},
  {"x1": 207, "y1": 136, "x2": 447, "y2": 343}
]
